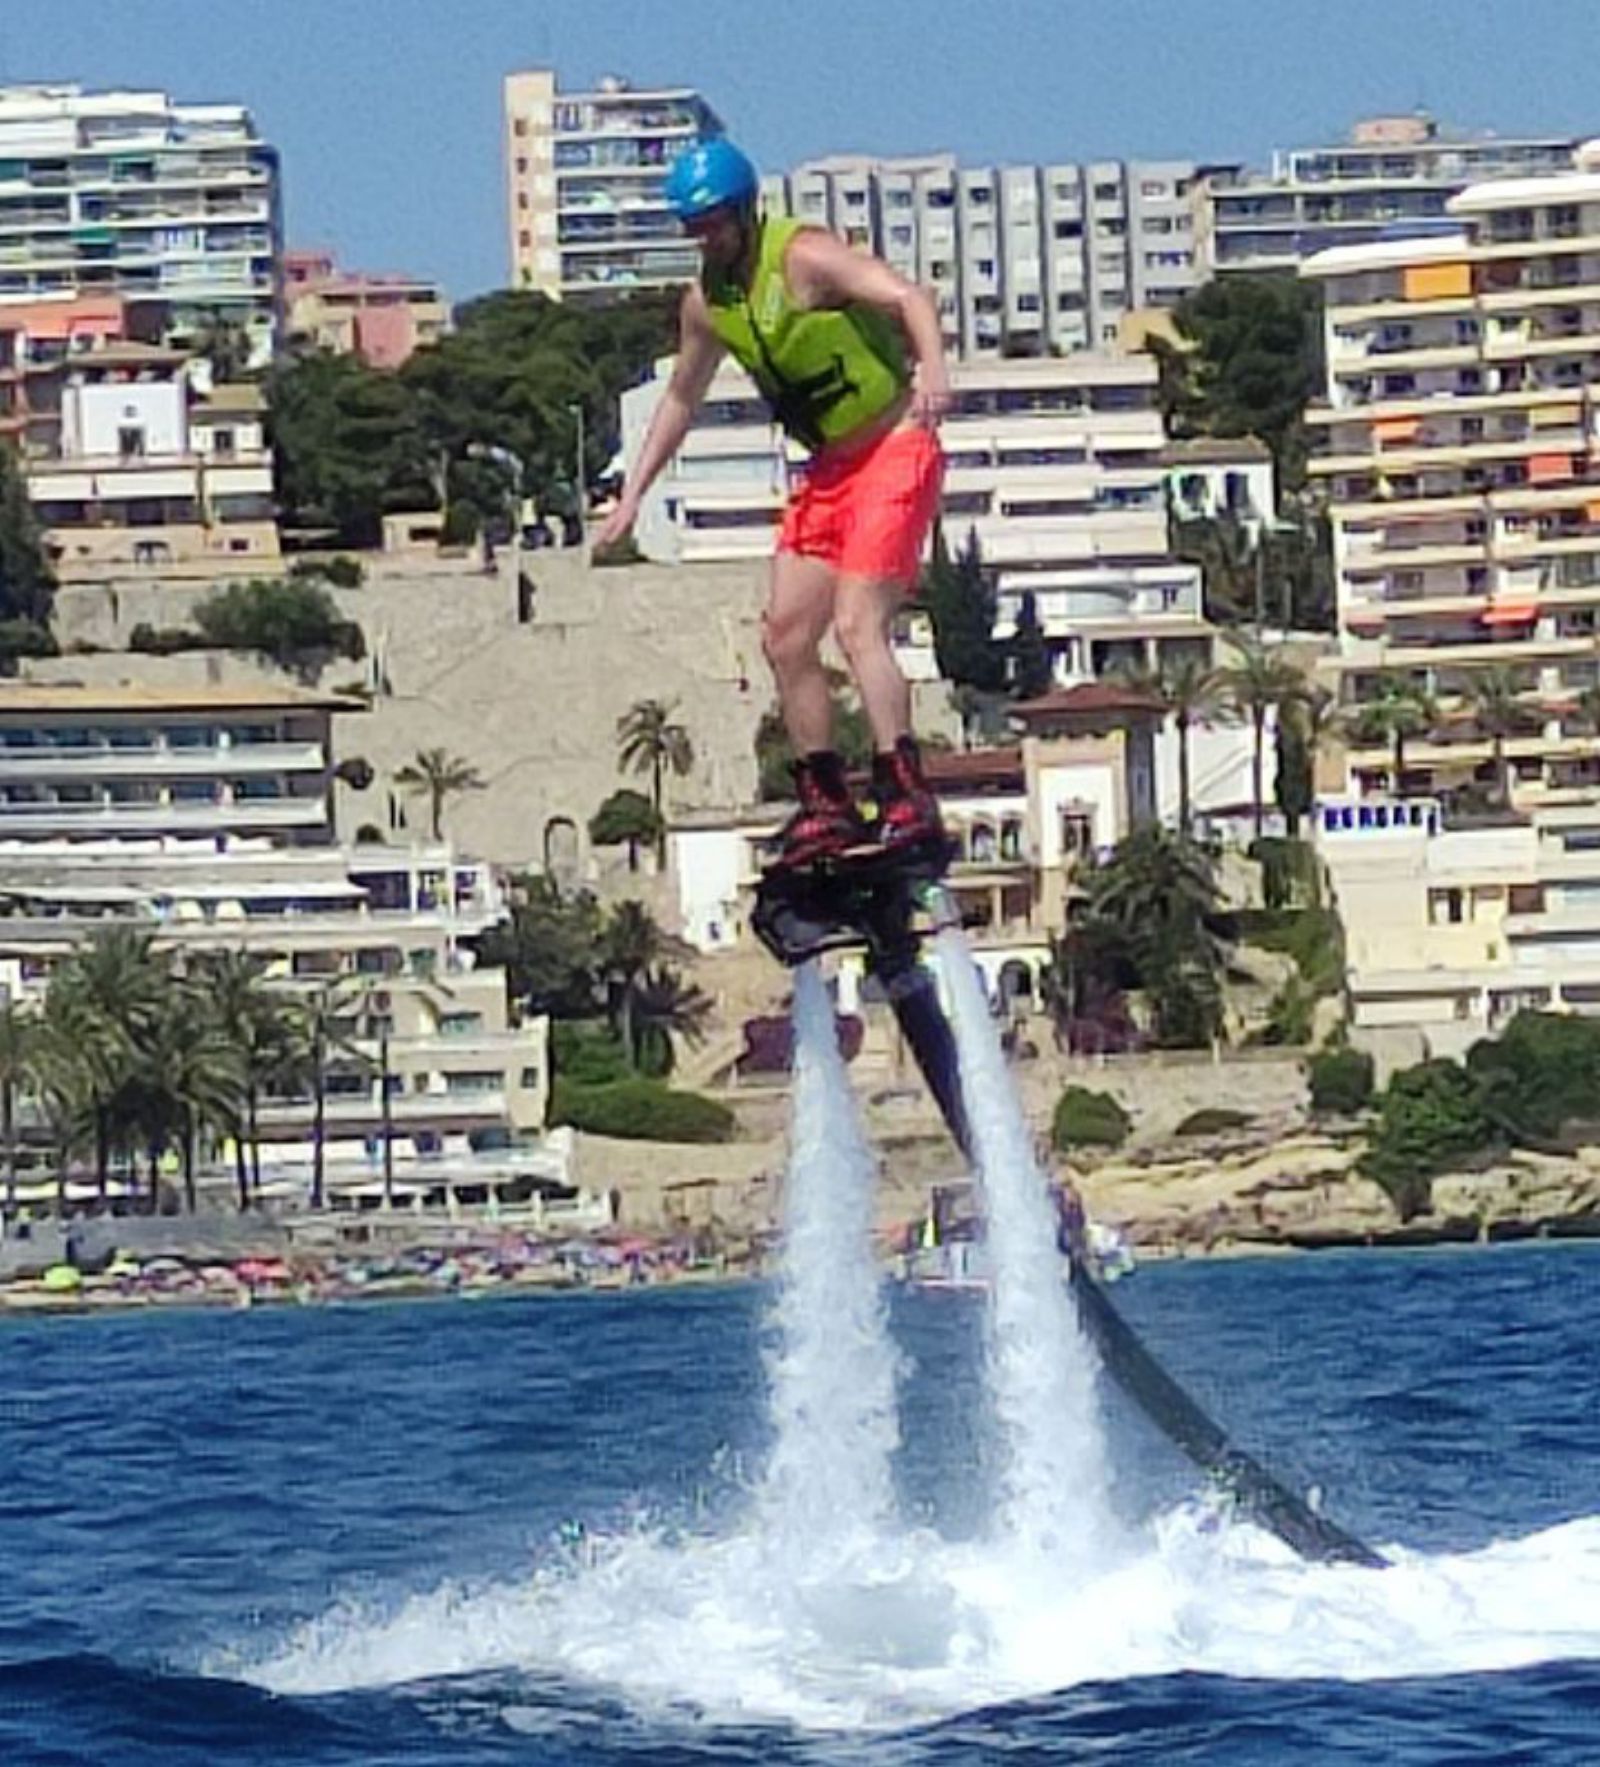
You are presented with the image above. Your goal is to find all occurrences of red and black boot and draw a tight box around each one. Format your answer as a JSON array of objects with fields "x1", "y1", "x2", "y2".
[
  {"x1": 775, "y1": 750, "x2": 869, "y2": 870},
  {"x1": 872, "y1": 735, "x2": 946, "y2": 856}
]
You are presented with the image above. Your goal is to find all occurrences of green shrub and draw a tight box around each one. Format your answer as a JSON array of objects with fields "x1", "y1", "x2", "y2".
[
  {"x1": 191, "y1": 579, "x2": 362, "y2": 668},
  {"x1": 1175, "y1": 1107, "x2": 1253, "y2": 1137},
  {"x1": 1360, "y1": 1059, "x2": 1496, "y2": 1221},
  {"x1": 1308, "y1": 1046, "x2": 1375, "y2": 1117},
  {"x1": 1252, "y1": 836, "x2": 1319, "y2": 911},
  {"x1": 440, "y1": 502, "x2": 481, "y2": 547},
  {"x1": 549, "y1": 1077, "x2": 735, "y2": 1143},
  {"x1": 290, "y1": 553, "x2": 365, "y2": 589},
  {"x1": 1466, "y1": 1011, "x2": 1600, "y2": 1143},
  {"x1": 1253, "y1": 977, "x2": 1315, "y2": 1047},
  {"x1": 1051, "y1": 1085, "x2": 1132, "y2": 1150},
  {"x1": 128, "y1": 622, "x2": 202, "y2": 655},
  {"x1": 1237, "y1": 905, "x2": 1345, "y2": 997},
  {"x1": 549, "y1": 1021, "x2": 633, "y2": 1086}
]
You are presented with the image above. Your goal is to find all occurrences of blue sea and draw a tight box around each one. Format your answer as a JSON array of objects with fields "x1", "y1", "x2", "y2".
[{"x1": 4, "y1": 1245, "x2": 1600, "y2": 1764}]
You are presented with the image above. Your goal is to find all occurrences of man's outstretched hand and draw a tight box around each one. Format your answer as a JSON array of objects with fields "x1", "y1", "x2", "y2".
[{"x1": 592, "y1": 494, "x2": 640, "y2": 560}]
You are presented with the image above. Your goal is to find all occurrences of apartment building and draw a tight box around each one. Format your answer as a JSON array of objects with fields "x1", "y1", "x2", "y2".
[
  {"x1": 1207, "y1": 112, "x2": 1579, "y2": 277},
  {"x1": 0, "y1": 682, "x2": 549, "y2": 1172},
  {"x1": 503, "y1": 69, "x2": 723, "y2": 298},
  {"x1": 25, "y1": 343, "x2": 279, "y2": 582},
  {"x1": 0, "y1": 684, "x2": 348, "y2": 844},
  {"x1": 284, "y1": 250, "x2": 449, "y2": 368},
  {"x1": 1301, "y1": 141, "x2": 1600, "y2": 806},
  {"x1": 620, "y1": 350, "x2": 1207, "y2": 685},
  {"x1": 762, "y1": 154, "x2": 1202, "y2": 356},
  {"x1": 1317, "y1": 792, "x2": 1600, "y2": 1060},
  {"x1": 0, "y1": 85, "x2": 282, "y2": 365}
]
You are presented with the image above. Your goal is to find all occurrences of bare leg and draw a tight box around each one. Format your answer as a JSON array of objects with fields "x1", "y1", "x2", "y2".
[
  {"x1": 763, "y1": 551, "x2": 839, "y2": 753},
  {"x1": 832, "y1": 574, "x2": 912, "y2": 751}
]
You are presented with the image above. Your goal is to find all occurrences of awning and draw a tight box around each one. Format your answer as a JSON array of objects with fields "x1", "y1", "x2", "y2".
[
  {"x1": 1482, "y1": 601, "x2": 1539, "y2": 626},
  {"x1": 1528, "y1": 453, "x2": 1576, "y2": 486},
  {"x1": 1374, "y1": 416, "x2": 1421, "y2": 444}
]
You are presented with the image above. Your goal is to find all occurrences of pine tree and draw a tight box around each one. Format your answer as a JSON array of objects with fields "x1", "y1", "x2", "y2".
[
  {"x1": 1008, "y1": 591, "x2": 1053, "y2": 700},
  {"x1": 919, "y1": 526, "x2": 1007, "y2": 693}
]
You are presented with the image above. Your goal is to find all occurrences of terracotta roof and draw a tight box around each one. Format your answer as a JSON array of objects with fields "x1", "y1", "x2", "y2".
[{"x1": 1010, "y1": 682, "x2": 1165, "y2": 721}]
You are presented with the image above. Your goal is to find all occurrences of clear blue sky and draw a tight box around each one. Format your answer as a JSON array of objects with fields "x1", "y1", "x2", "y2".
[{"x1": 4, "y1": 0, "x2": 1597, "y2": 305}]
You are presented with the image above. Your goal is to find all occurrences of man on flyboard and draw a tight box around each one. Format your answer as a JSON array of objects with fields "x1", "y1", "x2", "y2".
[{"x1": 595, "y1": 137, "x2": 953, "y2": 874}]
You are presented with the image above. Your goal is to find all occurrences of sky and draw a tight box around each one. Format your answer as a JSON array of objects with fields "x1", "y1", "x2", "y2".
[{"x1": 3, "y1": 0, "x2": 1598, "y2": 305}]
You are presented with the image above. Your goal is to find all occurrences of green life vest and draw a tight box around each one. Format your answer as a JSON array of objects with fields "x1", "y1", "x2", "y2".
[{"x1": 702, "y1": 216, "x2": 909, "y2": 451}]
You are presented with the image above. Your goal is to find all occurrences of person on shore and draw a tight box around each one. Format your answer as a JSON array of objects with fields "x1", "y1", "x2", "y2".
[{"x1": 595, "y1": 138, "x2": 953, "y2": 870}]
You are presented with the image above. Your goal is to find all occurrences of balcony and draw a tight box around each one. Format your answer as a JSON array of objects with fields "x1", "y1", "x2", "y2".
[
  {"x1": 0, "y1": 741, "x2": 327, "y2": 780},
  {"x1": 0, "y1": 796, "x2": 328, "y2": 835}
]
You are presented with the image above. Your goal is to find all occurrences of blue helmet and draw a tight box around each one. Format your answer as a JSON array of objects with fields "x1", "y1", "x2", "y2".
[{"x1": 664, "y1": 138, "x2": 759, "y2": 221}]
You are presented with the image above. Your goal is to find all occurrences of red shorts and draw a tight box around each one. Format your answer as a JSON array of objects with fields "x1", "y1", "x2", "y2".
[{"x1": 777, "y1": 426, "x2": 944, "y2": 589}]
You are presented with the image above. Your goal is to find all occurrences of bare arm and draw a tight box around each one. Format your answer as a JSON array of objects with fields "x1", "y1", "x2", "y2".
[
  {"x1": 594, "y1": 286, "x2": 726, "y2": 548},
  {"x1": 784, "y1": 229, "x2": 951, "y2": 424}
]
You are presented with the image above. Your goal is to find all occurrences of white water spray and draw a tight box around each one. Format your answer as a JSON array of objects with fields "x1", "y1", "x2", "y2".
[
  {"x1": 757, "y1": 960, "x2": 900, "y2": 1557},
  {"x1": 934, "y1": 925, "x2": 1114, "y2": 1567}
]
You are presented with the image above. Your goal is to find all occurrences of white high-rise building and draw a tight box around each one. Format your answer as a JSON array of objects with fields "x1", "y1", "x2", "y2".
[
  {"x1": 762, "y1": 155, "x2": 1203, "y2": 356},
  {"x1": 503, "y1": 69, "x2": 724, "y2": 299},
  {"x1": 0, "y1": 85, "x2": 282, "y2": 366},
  {"x1": 1206, "y1": 113, "x2": 1581, "y2": 278},
  {"x1": 1302, "y1": 139, "x2": 1600, "y2": 807}
]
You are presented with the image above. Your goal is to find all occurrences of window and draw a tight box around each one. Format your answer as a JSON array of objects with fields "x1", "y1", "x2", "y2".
[
  {"x1": 1508, "y1": 885, "x2": 1545, "y2": 915},
  {"x1": 1093, "y1": 181, "x2": 1119, "y2": 201},
  {"x1": 211, "y1": 427, "x2": 236, "y2": 459},
  {"x1": 1139, "y1": 180, "x2": 1167, "y2": 198},
  {"x1": 1053, "y1": 219, "x2": 1082, "y2": 240},
  {"x1": 1429, "y1": 888, "x2": 1465, "y2": 925},
  {"x1": 513, "y1": 119, "x2": 528, "y2": 137},
  {"x1": 117, "y1": 426, "x2": 145, "y2": 458}
]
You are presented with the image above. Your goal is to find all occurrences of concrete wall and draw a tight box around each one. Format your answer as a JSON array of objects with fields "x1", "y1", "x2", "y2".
[{"x1": 46, "y1": 553, "x2": 779, "y2": 876}]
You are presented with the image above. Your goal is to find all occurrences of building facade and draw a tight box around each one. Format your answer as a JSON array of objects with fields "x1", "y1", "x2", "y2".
[
  {"x1": 283, "y1": 250, "x2": 449, "y2": 368},
  {"x1": 0, "y1": 681, "x2": 550, "y2": 1186},
  {"x1": 0, "y1": 84, "x2": 282, "y2": 365},
  {"x1": 24, "y1": 343, "x2": 279, "y2": 581},
  {"x1": 1207, "y1": 113, "x2": 1580, "y2": 277},
  {"x1": 1317, "y1": 792, "x2": 1600, "y2": 1060},
  {"x1": 503, "y1": 69, "x2": 723, "y2": 298},
  {"x1": 762, "y1": 154, "x2": 1202, "y2": 356},
  {"x1": 1302, "y1": 141, "x2": 1600, "y2": 806},
  {"x1": 621, "y1": 351, "x2": 1208, "y2": 685}
]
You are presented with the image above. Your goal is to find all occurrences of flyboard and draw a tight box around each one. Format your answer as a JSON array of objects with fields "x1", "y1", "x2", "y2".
[{"x1": 752, "y1": 838, "x2": 1385, "y2": 1571}]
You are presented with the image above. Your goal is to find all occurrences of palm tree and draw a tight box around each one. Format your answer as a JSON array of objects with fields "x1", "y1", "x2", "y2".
[
  {"x1": 294, "y1": 981, "x2": 368, "y2": 1212},
  {"x1": 1461, "y1": 667, "x2": 1540, "y2": 807},
  {"x1": 29, "y1": 1007, "x2": 92, "y2": 1216},
  {"x1": 1346, "y1": 675, "x2": 1439, "y2": 798},
  {"x1": 627, "y1": 965, "x2": 714, "y2": 1077},
  {"x1": 145, "y1": 979, "x2": 247, "y2": 1214},
  {"x1": 1115, "y1": 654, "x2": 1224, "y2": 835},
  {"x1": 597, "y1": 900, "x2": 661, "y2": 1060},
  {"x1": 48, "y1": 929, "x2": 170, "y2": 1198},
  {"x1": 616, "y1": 698, "x2": 694, "y2": 867},
  {"x1": 1080, "y1": 826, "x2": 1228, "y2": 1047},
  {"x1": 197, "y1": 951, "x2": 301, "y2": 1210},
  {"x1": 0, "y1": 1003, "x2": 31, "y2": 1220},
  {"x1": 1220, "y1": 640, "x2": 1305, "y2": 838},
  {"x1": 394, "y1": 747, "x2": 486, "y2": 841},
  {"x1": 191, "y1": 309, "x2": 253, "y2": 384}
]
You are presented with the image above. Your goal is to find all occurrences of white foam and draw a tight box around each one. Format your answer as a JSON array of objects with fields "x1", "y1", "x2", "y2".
[
  {"x1": 238, "y1": 1511, "x2": 1600, "y2": 1725},
  {"x1": 755, "y1": 961, "x2": 900, "y2": 1563},
  {"x1": 933, "y1": 925, "x2": 1116, "y2": 1570}
]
